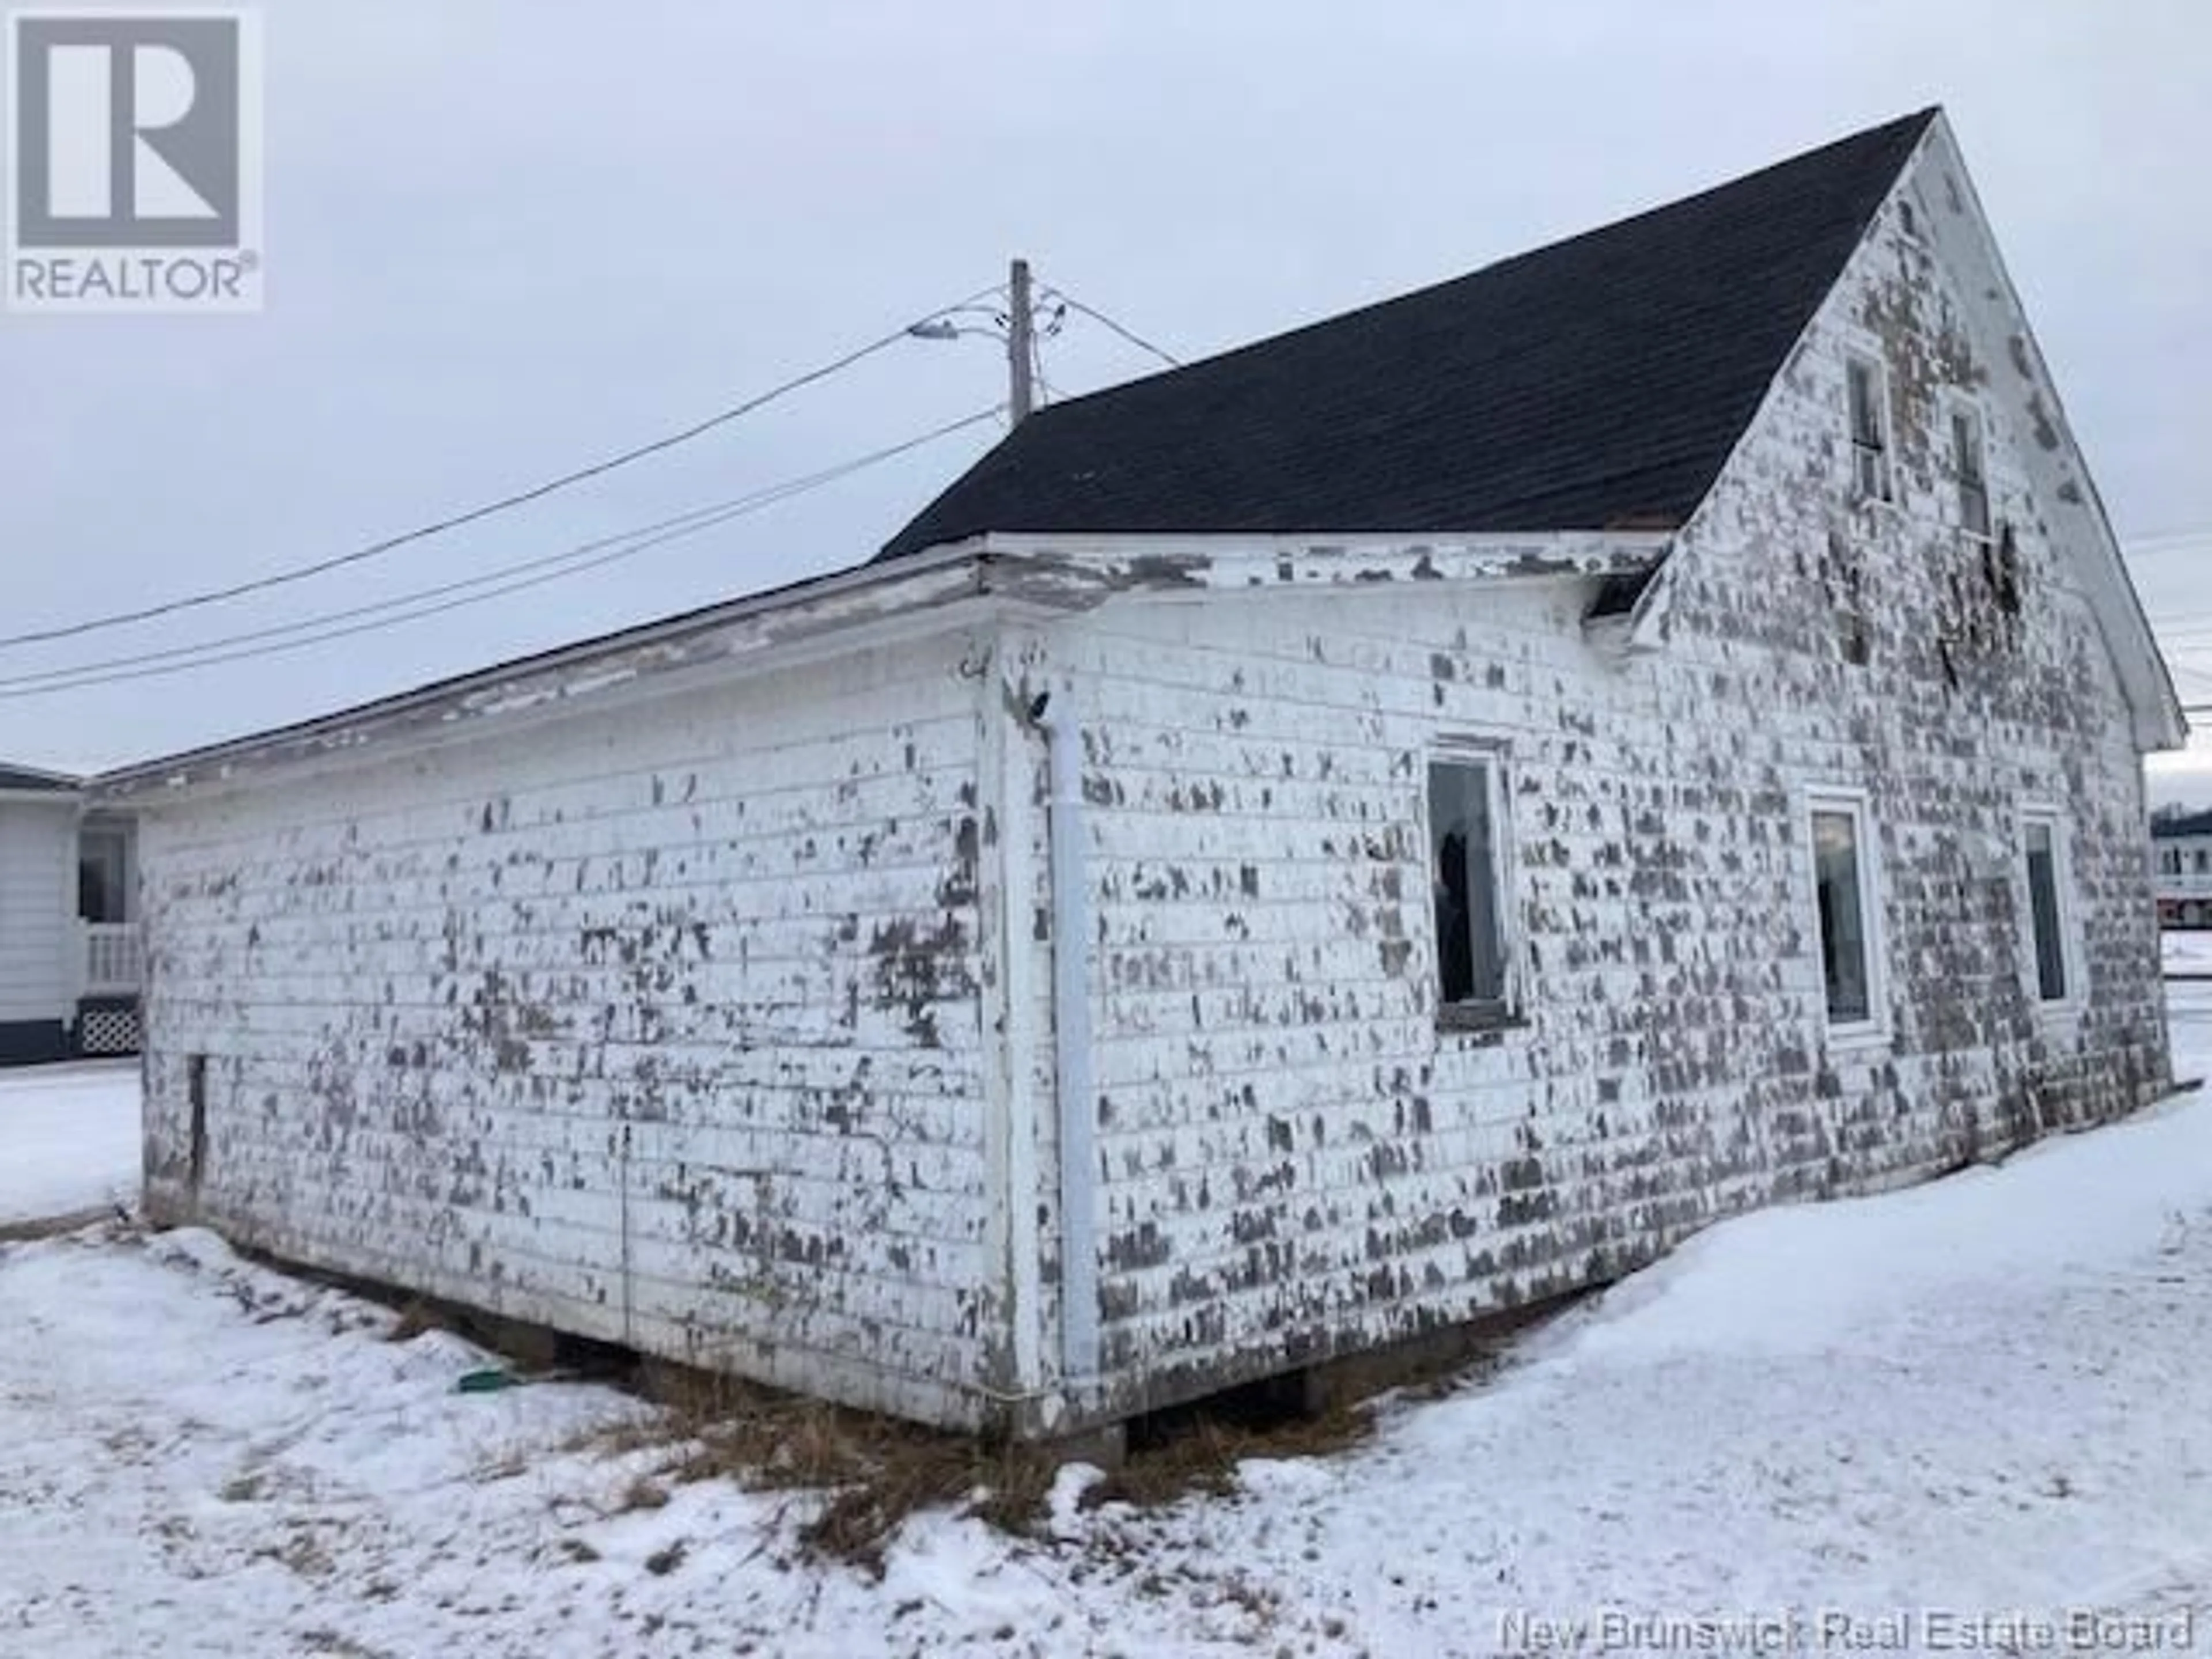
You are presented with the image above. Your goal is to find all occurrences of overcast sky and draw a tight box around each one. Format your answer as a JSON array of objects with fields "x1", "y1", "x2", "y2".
[{"x1": 5, "y1": 1, "x2": 2209, "y2": 786}]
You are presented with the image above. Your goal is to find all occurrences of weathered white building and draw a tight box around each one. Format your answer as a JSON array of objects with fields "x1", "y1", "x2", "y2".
[
  {"x1": 0, "y1": 763, "x2": 142, "y2": 1065},
  {"x1": 104, "y1": 109, "x2": 2182, "y2": 1439}
]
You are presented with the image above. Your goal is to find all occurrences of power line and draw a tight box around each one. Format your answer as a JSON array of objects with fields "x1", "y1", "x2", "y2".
[
  {"x1": 1040, "y1": 284, "x2": 1183, "y2": 370},
  {"x1": 0, "y1": 407, "x2": 1002, "y2": 701},
  {"x1": 0, "y1": 282, "x2": 1006, "y2": 657}
]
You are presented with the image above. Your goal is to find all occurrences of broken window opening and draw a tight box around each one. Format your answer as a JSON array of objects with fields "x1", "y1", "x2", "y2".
[
  {"x1": 1429, "y1": 753, "x2": 1511, "y2": 1021},
  {"x1": 187, "y1": 1055, "x2": 209, "y2": 1191},
  {"x1": 1847, "y1": 354, "x2": 1893, "y2": 504}
]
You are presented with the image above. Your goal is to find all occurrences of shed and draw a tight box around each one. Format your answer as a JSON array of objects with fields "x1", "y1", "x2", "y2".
[{"x1": 104, "y1": 108, "x2": 2181, "y2": 1439}]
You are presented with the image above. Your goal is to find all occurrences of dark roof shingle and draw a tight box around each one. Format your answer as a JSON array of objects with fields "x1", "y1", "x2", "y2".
[
  {"x1": 0, "y1": 763, "x2": 78, "y2": 793},
  {"x1": 2153, "y1": 809, "x2": 2212, "y2": 841},
  {"x1": 881, "y1": 109, "x2": 1937, "y2": 560}
]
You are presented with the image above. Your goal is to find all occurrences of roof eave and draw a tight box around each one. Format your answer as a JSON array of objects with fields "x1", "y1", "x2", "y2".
[
  {"x1": 94, "y1": 543, "x2": 996, "y2": 801},
  {"x1": 967, "y1": 528, "x2": 1674, "y2": 605}
]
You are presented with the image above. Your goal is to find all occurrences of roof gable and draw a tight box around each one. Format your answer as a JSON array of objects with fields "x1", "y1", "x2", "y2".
[
  {"x1": 881, "y1": 109, "x2": 1938, "y2": 560},
  {"x1": 1898, "y1": 115, "x2": 2183, "y2": 749}
]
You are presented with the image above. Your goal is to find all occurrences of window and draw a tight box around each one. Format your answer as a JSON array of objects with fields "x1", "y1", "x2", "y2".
[
  {"x1": 1952, "y1": 406, "x2": 1991, "y2": 539},
  {"x1": 1846, "y1": 354, "x2": 1892, "y2": 503},
  {"x1": 187, "y1": 1055, "x2": 209, "y2": 1191},
  {"x1": 2022, "y1": 812, "x2": 2071, "y2": 1004},
  {"x1": 78, "y1": 826, "x2": 130, "y2": 924},
  {"x1": 1429, "y1": 752, "x2": 1512, "y2": 1022},
  {"x1": 1808, "y1": 795, "x2": 1882, "y2": 1034},
  {"x1": 2197, "y1": 849, "x2": 2208, "y2": 876}
]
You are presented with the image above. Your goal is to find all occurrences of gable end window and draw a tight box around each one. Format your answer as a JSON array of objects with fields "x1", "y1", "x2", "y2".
[
  {"x1": 1808, "y1": 793, "x2": 1884, "y2": 1036},
  {"x1": 2022, "y1": 811, "x2": 2073, "y2": 1005},
  {"x1": 1846, "y1": 354, "x2": 1893, "y2": 505},
  {"x1": 1952, "y1": 406, "x2": 1991, "y2": 539},
  {"x1": 1429, "y1": 751, "x2": 1514, "y2": 1027}
]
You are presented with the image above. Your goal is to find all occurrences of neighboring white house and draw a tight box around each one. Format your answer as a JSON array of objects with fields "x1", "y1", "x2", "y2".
[
  {"x1": 0, "y1": 763, "x2": 142, "y2": 1065},
  {"x1": 2150, "y1": 809, "x2": 2212, "y2": 927},
  {"x1": 99, "y1": 108, "x2": 2181, "y2": 1442}
]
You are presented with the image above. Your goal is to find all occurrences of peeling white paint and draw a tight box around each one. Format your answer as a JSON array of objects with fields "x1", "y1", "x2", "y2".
[{"x1": 129, "y1": 134, "x2": 2173, "y2": 1440}]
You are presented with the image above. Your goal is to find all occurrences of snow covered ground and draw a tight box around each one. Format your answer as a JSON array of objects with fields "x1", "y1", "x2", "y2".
[
  {"x1": 0, "y1": 1059, "x2": 139, "y2": 1228},
  {"x1": 4, "y1": 999, "x2": 2212, "y2": 1656}
]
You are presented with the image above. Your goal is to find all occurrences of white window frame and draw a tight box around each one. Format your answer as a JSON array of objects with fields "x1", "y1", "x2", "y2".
[
  {"x1": 1844, "y1": 350, "x2": 1896, "y2": 507},
  {"x1": 1805, "y1": 787, "x2": 1888, "y2": 1046},
  {"x1": 1948, "y1": 396, "x2": 1993, "y2": 542},
  {"x1": 2018, "y1": 804, "x2": 2081, "y2": 1013},
  {"x1": 1427, "y1": 738, "x2": 1521, "y2": 1032}
]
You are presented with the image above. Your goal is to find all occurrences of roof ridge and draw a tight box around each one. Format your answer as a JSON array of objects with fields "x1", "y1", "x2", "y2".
[{"x1": 1031, "y1": 107, "x2": 1942, "y2": 425}]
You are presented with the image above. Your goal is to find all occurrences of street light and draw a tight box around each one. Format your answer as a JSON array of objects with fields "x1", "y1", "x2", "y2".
[{"x1": 908, "y1": 259, "x2": 1039, "y2": 423}]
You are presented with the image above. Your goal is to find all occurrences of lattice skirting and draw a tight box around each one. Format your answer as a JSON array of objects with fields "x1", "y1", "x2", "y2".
[{"x1": 77, "y1": 1005, "x2": 142, "y2": 1056}]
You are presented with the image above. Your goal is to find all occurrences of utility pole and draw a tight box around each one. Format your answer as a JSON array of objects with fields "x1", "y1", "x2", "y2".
[{"x1": 1007, "y1": 257, "x2": 1035, "y2": 425}]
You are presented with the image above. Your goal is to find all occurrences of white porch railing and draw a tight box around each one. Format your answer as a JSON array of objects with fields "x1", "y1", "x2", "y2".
[{"x1": 83, "y1": 922, "x2": 143, "y2": 996}]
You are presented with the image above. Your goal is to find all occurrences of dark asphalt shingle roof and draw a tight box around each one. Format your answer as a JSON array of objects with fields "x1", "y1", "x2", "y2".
[
  {"x1": 0, "y1": 764, "x2": 78, "y2": 793},
  {"x1": 881, "y1": 109, "x2": 1937, "y2": 560},
  {"x1": 2153, "y1": 810, "x2": 2212, "y2": 840}
]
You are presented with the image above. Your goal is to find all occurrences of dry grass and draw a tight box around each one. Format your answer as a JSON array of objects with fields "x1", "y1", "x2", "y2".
[
  {"x1": 250, "y1": 1527, "x2": 335, "y2": 1580},
  {"x1": 472, "y1": 1446, "x2": 531, "y2": 1483},
  {"x1": 382, "y1": 1299, "x2": 439, "y2": 1343},
  {"x1": 563, "y1": 1365, "x2": 1062, "y2": 1575},
  {"x1": 1082, "y1": 1404, "x2": 1376, "y2": 1512},
  {"x1": 612, "y1": 1474, "x2": 671, "y2": 1514},
  {"x1": 0, "y1": 1207, "x2": 115, "y2": 1245},
  {"x1": 559, "y1": 1360, "x2": 1386, "y2": 1575}
]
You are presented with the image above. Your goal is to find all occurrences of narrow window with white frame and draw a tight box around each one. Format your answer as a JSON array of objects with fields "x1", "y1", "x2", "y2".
[
  {"x1": 2022, "y1": 810, "x2": 2071, "y2": 1003},
  {"x1": 1846, "y1": 353, "x2": 1892, "y2": 504},
  {"x1": 1952, "y1": 404, "x2": 1991, "y2": 539},
  {"x1": 1809, "y1": 795, "x2": 1881, "y2": 1031},
  {"x1": 1429, "y1": 751, "x2": 1512, "y2": 1022}
]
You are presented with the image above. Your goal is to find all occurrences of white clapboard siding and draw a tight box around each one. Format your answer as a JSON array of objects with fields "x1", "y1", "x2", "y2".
[
  {"x1": 0, "y1": 802, "x2": 75, "y2": 1025},
  {"x1": 1009, "y1": 154, "x2": 2169, "y2": 1424},
  {"x1": 137, "y1": 631, "x2": 998, "y2": 1429}
]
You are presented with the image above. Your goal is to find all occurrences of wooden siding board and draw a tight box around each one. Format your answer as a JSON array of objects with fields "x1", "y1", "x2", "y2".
[
  {"x1": 1022, "y1": 172, "x2": 2169, "y2": 1425},
  {"x1": 0, "y1": 802, "x2": 75, "y2": 1024},
  {"x1": 138, "y1": 634, "x2": 999, "y2": 1429}
]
